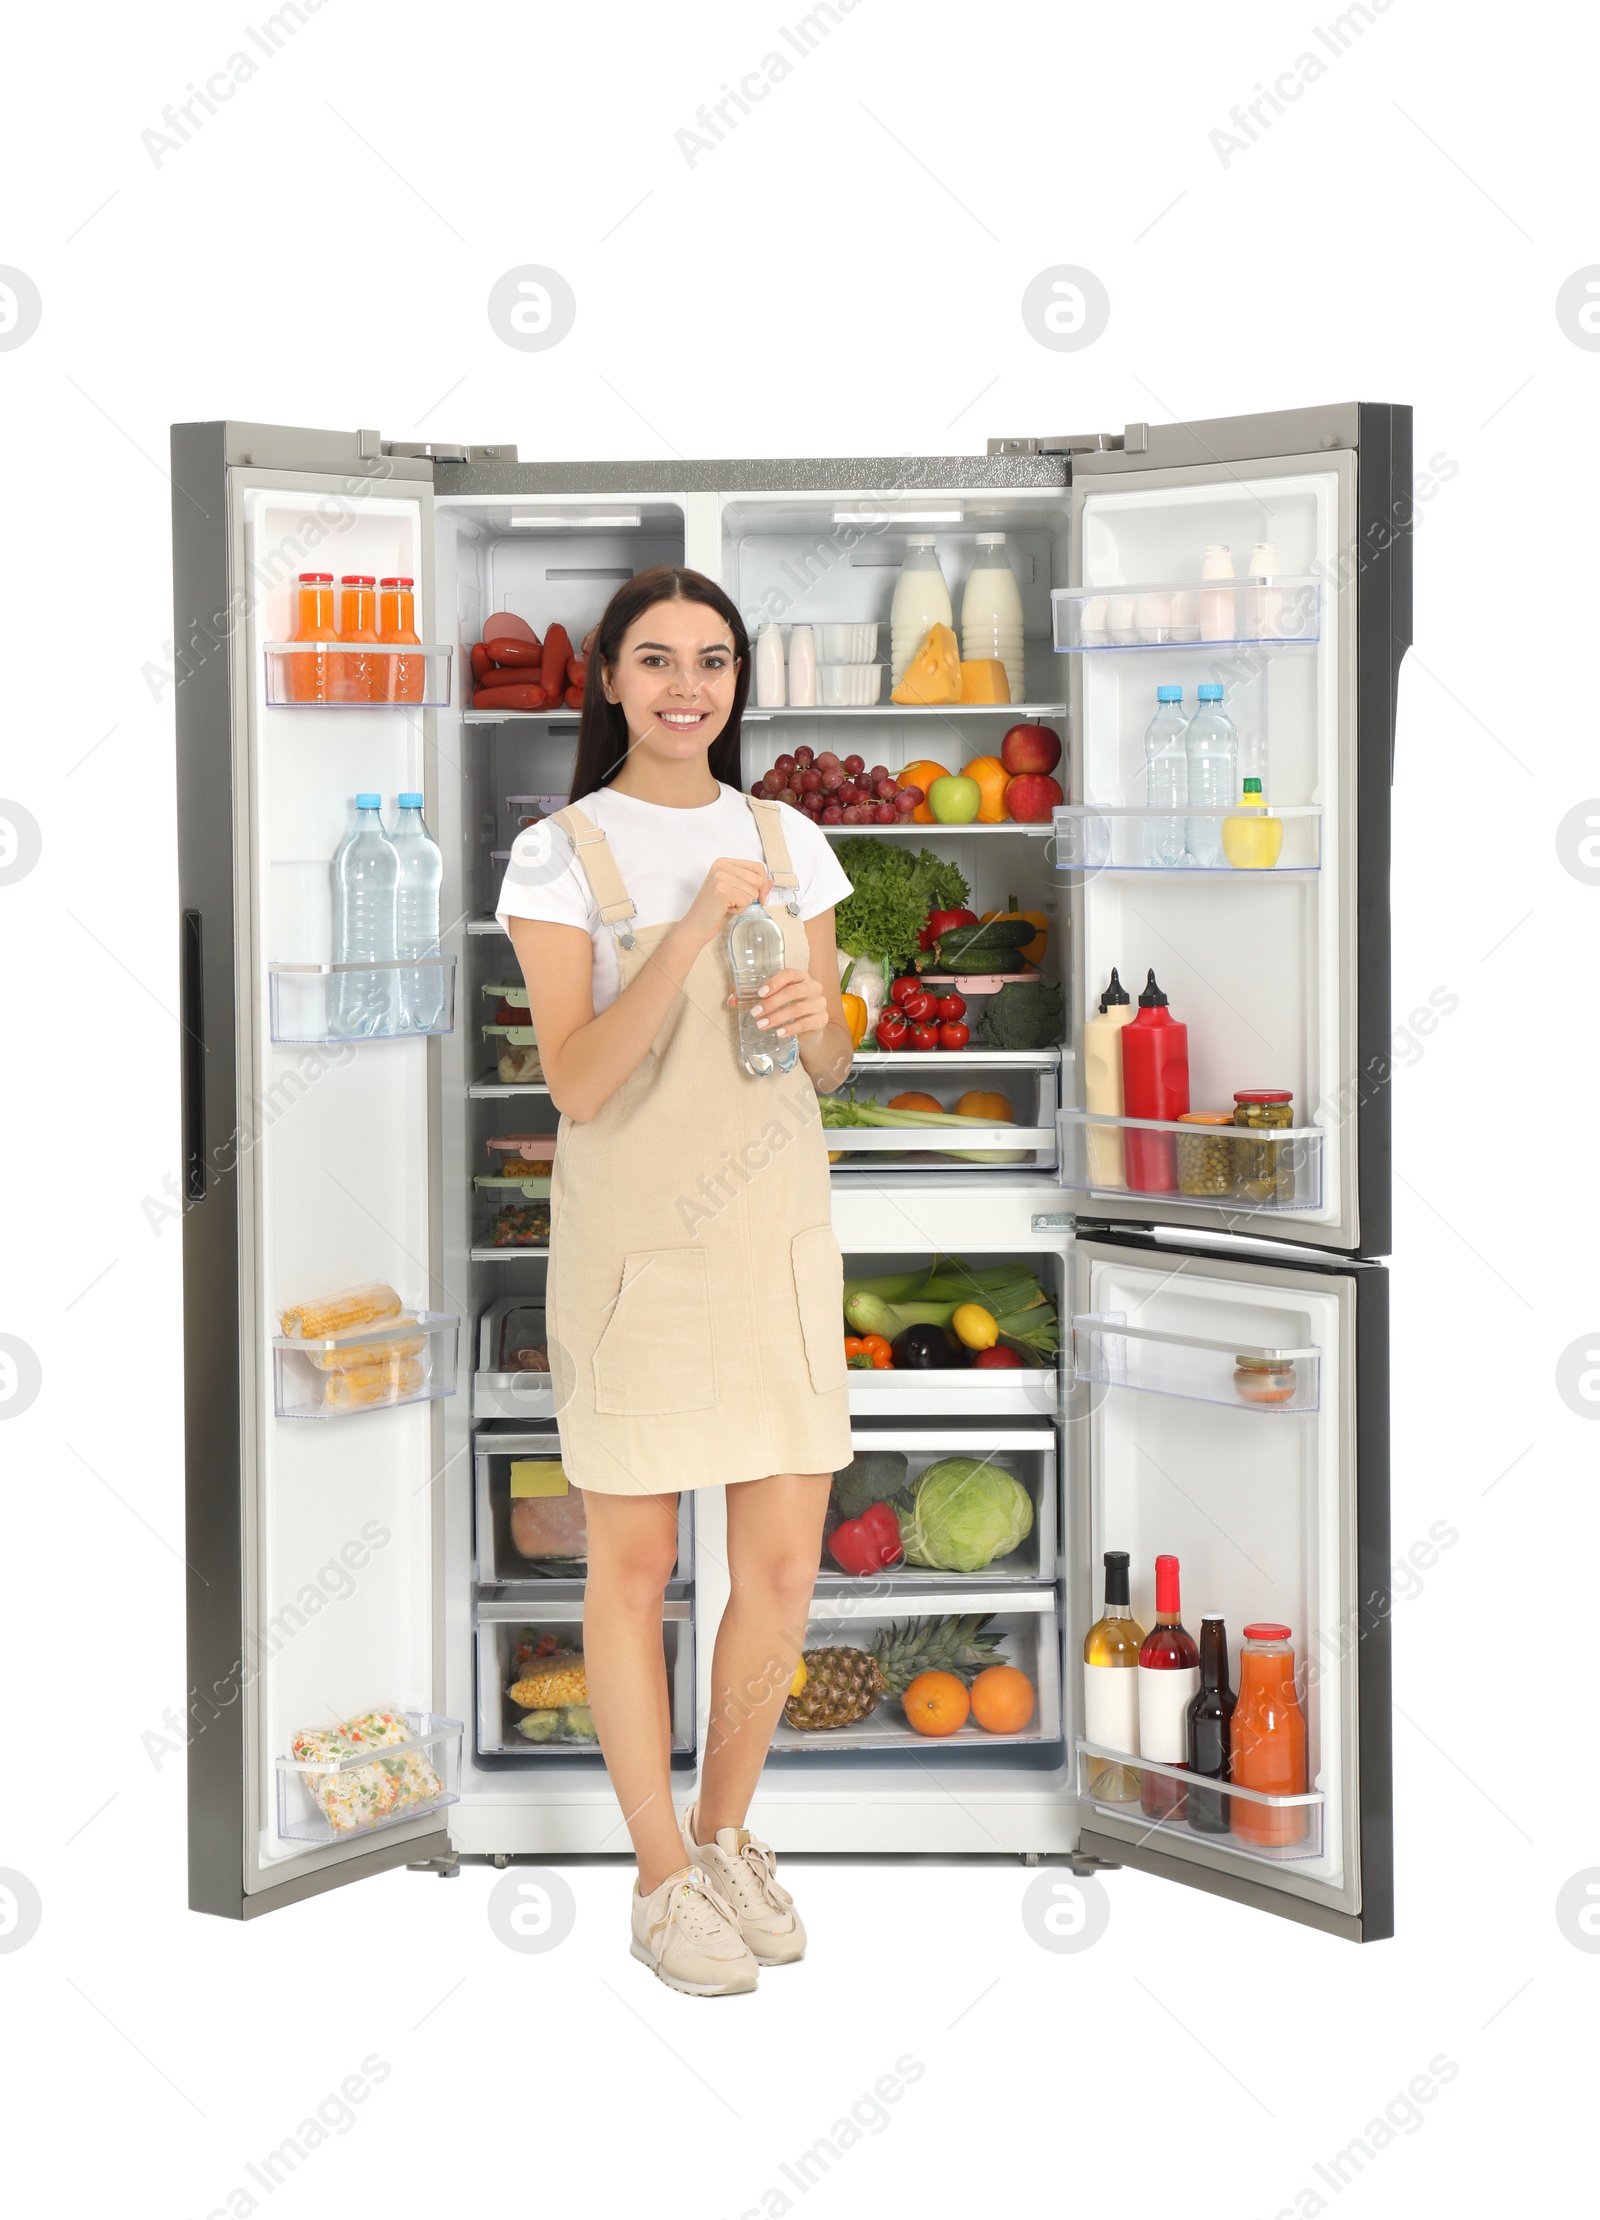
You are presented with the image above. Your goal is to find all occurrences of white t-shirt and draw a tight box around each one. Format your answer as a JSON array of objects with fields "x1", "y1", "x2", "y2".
[{"x1": 495, "y1": 783, "x2": 854, "y2": 1013}]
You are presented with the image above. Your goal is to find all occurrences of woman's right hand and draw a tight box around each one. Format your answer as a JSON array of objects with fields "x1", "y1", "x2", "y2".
[{"x1": 680, "y1": 857, "x2": 773, "y2": 948}]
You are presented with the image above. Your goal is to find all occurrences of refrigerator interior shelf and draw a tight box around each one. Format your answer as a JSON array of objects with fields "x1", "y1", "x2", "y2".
[
  {"x1": 265, "y1": 642, "x2": 453, "y2": 707},
  {"x1": 469, "y1": 918, "x2": 512, "y2": 937},
  {"x1": 1075, "y1": 1741, "x2": 1325, "y2": 1862},
  {"x1": 850, "y1": 1049, "x2": 1059, "y2": 1070},
  {"x1": 1058, "y1": 1110, "x2": 1324, "y2": 1212},
  {"x1": 774, "y1": 1597, "x2": 1061, "y2": 1754},
  {"x1": 464, "y1": 709, "x2": 581, "y2": 725},
  {"x1": 271, "y1": 1310, "x2": 460, "y2": 1420},
  {"x1": 1051, "y1": 578, "x2": 1321, "y2": 652},
  {"x1": 742, "y1": 703, "x2": 1070, "y2": 720},
  {"x1": 267, "y1": 956, "x2": 457, "y2": 1045},
  {"x1": 1049, "y1": 803, "x2": 1322, "y2": 874},
  {"x1": 848, "y1": 1368, "x2": 1059, "y2": 1416},
  {"x1": 472, "y1": 1246, "x2": 549, "y2": 1261},
  {"x1": 1072, "y1": 1312, "x2": 1321, "y2": 1413},
  {"x1": 470, "y1": 1078, "x2": 551, "y2": 1098},
  {"x1": 820, "y1": 822, "x2": 1055, "y2": 839},
  {"x1": 275, "y1": 1712, "x2": 462, "y2": 1844}
]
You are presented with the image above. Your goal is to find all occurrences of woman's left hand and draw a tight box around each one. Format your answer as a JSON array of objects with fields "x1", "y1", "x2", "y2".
[{"x1": 729, "y1": 968, "x2": 831, "y2": 1042}]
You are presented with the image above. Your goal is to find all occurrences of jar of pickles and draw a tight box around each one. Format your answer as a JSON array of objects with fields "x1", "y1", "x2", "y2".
[
  {"x1": 1176, "y1": 1111, "x2": 1236, "y2": 1197},
  {"x1": 1233, "y1": 1089, "x2": 1295, "y2": 1205}
]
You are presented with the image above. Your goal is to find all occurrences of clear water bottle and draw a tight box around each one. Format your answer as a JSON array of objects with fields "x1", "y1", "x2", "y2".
[
  {"x1": 727, "y1": 900, "x2": 800, "y2": 1077},
  {"x1": 1142, "y1": 685, "x2": 1188, "y2": 866},
  {"x1": 391, "y1": 791, "x2": 445, "y2": 1032},
  {"x1": 331, "y1": 793, "x2": 398, "y2": 1037},
  {"x1": 1184, "y1": 683, "x2": 1239, "y2": 867}
]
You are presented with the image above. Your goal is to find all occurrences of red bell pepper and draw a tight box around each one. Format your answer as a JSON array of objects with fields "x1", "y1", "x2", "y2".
[{"x1": 828, "y1": 1501, "x2": 905, "y2": 1575}]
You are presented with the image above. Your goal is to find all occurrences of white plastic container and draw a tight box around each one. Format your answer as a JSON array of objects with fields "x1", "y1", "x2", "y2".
[
  {"x1": 889, "y1": 536, "x2": 952, "y2": 684},
  {"x1": 1199, "y1": 544, "x2": 1235, "y2": 642},
  {"x1": 819, "y1": 664, "x2": 884, "y2": 706},
  {"x1": 960, "y1": 533, "x2": 1026, "y2": 702},
  {"x1": 787, "y1": 624, "x2": 817, "y2": 707},
  {"x1": 754, "y1": 622, "x2": 786, "y2": 707},
  {"x1": 818, "y1": 623, "x2": 878, "y2": 663},
  {"x1": 1248, "y1": 542, "x2": 1282, "y2": 639}
]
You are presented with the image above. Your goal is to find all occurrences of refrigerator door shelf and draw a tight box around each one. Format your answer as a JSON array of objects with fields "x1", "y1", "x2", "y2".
[
  {"x1": 1073, "y1": 1312, "x2": 1321, "y2": 1414},
  {"x1": 275, "y1": 1712, "x2": 463, "y2": 1845},
  {"x1": 1050, "y1": 804, "x2": 1322, "y2": 874},
  {"x1": 848, "y1": 1368, "x2": 1059, "y2": 1417},
  {"x1": 475, "y1": 1599, "x2": 694, "y2": 1759},
  {"x1": 271, "y1": 1311, "x2": 460, "y2": 1420},
  {"x1": 1051, "y1": 578, "x2": 1321, "y2": 651},
  {"x1": 473, "y1": 1429, "x2": 695, "y2": 1589},
  {"x1": 773, "y1": 1591, "x2": 1061, "y2": 1755},
  {"x1": 267, "y1": 956, "x2": 457, "y2": 1045},
  {"x1": 264, "y1": 642, "x2": 452, "y2": 707},
  {"x1": 1074, "y1": 1742, "x2": 1325, "y2": 1863},
  {"x1": 1059, "y1": 1111, "x2": 1324, "y2": 1213},
  {"x1": 817, "y1": 1424, "x2": 1058, "y2": 1589}
]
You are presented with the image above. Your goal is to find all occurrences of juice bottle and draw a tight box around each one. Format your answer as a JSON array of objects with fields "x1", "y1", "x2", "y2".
[
  {"x1": 378, "y1": 576, "x2": 423, "y2": 704},
  {"x1": 1230, "y1": 1623, "x2": 1308, "y2": 1847},
  {"x1": 337, "y1": 575, "x2": 380, "y2": 703},
  {"x1": 288, "y1": 572, "x2": 337, "y2": 702},
  {"x1": 1120, "y1": 970, "x2": 1189, "y2": 1193}
]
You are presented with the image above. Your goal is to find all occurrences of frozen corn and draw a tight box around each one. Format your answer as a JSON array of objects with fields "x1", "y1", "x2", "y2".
[
  {"x1": 309, "y1": 1324, "x2": 426, "y2": 1374},
  {"x1": 321, "y1": 1354, "x2": 426, "y2": 1411},
  {"x1": 509, "y1": 1659, "x2": 588, "y2": 1709},
  {"x1": 279, "y1": 1281, "x2": 402, "y2": 1340}
]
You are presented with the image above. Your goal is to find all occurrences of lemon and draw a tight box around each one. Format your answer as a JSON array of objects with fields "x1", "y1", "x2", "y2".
[{"x1": 952, "y1": 1302, "x2": 999, "y2": 1351}]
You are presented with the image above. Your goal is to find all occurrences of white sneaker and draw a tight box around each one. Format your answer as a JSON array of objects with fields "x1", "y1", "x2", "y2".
[
  {"x1": 630, "y1": 1864, "x2": 759, "y2": 1997},
  {"x1": 681, "y1": 1803, "x2": 806, "y2": 1965}
]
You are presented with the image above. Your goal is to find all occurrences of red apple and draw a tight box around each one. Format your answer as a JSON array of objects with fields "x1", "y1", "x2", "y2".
[
  {"x1": 1004, "y1": 773, "x2": 1064, "y2": 823},
  {"x1": 1000, "y1": 722, "x2": 1063, "y2": 777}
]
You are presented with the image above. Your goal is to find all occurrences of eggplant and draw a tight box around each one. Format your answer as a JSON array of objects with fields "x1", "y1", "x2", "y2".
[{"x1": 892, "y1": 1323, "x2": 964, "y2": 1370}]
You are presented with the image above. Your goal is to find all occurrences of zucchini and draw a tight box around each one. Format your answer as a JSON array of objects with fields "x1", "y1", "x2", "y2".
[
  {"x1": 932, "y1": 919, "x2": 1034, "y2": 968},
  {"x1": 943, "y1": 945, "x2": 1031, "y2": 975}
]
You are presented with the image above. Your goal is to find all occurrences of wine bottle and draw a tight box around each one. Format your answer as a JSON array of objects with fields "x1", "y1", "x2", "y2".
[
  {"x1": 1136, "y1": 1554, "x2": 1200, "y2": 1821},
  {"x1": 1185, "y1": 1613, "x2": 1236, "y2": 1836},
  {"x1": 1082, "y1": 1549, "x2": 1146, "y2": 1803}
]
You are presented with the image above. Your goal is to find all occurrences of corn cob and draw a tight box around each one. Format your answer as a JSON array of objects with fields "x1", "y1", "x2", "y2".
[
  {"x1": 509, "y1": 1661, "x2": 588, "y2": 1709},
  {"x1": 309, "y1": 1325, "x2": 425, "y2": 1374},
  {"x1": 280, "y1": 1282, "x2": 402, "y2": 1340},
  {"x1": 322, "y1": 1355, "x2": 425, "y2": 1411}
]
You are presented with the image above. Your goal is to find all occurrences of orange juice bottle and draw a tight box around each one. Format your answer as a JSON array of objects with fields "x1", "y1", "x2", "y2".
[
  {"x1": 288, "y1": 572, "x2": 337, "y2": 702},
  {"x1": 1230, "y1": 1623, "x2": 1308, "y2": 1847},
  {"x1": 378, "y1": 575, "x2": 423, "y2": 704},
  {"x1": 337, "y1": 574, "x2": 379, "y2": 702}
]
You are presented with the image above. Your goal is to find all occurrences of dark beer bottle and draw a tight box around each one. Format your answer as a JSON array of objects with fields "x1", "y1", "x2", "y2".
[{"x1": 1185, "y1": 1613, "x2": 1236, "y2": 1835}]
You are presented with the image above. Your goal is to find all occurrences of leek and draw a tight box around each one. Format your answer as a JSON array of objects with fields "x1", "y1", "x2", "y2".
[{"x1": 818, "y1": 1094, "x2": 1029, "y2": 1165}]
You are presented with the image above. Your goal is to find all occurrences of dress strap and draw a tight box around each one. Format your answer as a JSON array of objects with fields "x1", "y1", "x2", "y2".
[
  {"x1": 746, "y1": 796, "x2": 802, "y2": 914},
  {"x1": 547, "y1": 804, "x2": 637, "y2": 949}
]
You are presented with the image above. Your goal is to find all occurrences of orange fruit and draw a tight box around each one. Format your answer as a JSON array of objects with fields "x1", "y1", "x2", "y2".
[
  {"x1": 955, "y1": 1089, "x2": 1014, "y2": 1123},
  {"x1": 962, "y1": 754, "x2": 1013, "y2": 823},
  {"x1": 902, "y1": 1669, "x2": 971, "y2": 1737},
  {"x1": 969, "y1": 1664, "x2": 1036, "y2": 1735},
  {"x1": 900, "y1": 759, "x2": 951, "y2": 826},
  {"x1": 888, "y1": 1091, "x2": 943, "y2": 1113}
]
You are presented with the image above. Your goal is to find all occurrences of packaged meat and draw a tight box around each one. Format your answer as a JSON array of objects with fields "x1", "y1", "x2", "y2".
[
  {"x1": 492, "y1": 1303, "x2": 547, "y2": 1370},
  {"x1": 279, "y1": 1281, "x2": 402, "y2": 1340},
  {"x1": 509, "y1": 1458, "x2": 587, "y2": 1560}
]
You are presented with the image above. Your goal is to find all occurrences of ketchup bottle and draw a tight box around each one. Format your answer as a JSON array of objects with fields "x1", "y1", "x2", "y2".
[{"x1": 1120, "y1": 969, "x2": 1189, "y2": 1192}]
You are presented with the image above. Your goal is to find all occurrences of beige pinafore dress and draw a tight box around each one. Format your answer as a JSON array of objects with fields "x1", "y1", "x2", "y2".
[{"x1": 542, "y1": 795, "x2": 852, "y2": 1495}]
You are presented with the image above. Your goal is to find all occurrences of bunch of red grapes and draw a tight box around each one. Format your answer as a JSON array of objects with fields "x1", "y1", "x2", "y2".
[{"x1": 749, "y1": 748, "x2": 924, "y2": 826}]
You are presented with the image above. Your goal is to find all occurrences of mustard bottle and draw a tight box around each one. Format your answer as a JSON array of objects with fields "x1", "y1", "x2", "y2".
[{"x1": 1221, "y1": 779, "x2": 1284, "y2": 870}]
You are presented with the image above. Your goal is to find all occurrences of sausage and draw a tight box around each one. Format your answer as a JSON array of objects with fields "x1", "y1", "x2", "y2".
[
  {"x1": 540, "y1": 623, "x2": 572, "y2": 706},
  {"x1": 486, "y1": 634, "x2": 542, "y2": 669},
  {"x1": 470, "y1": 642, "x2": 491, "y2": 680},
  {"x1": 563, "y1": 684, "x2": 584, "y2": 709},
  {"x1": 566, "y1": 655, "x2": 588, "y2": 686},
  {"x1": 483, "y1": 612, "x2": 539, "y2": 645},
  {"x1": 476, "y1": 662, "x2": 545, "y2": 690},
  {"x1": 473, "y1": 682, "x2": 549, "y2": 713}
]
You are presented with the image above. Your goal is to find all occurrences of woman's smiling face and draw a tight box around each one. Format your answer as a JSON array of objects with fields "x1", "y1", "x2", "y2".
[{"x1": 605, "y1": 598, "x2": 739, "y2": 767}]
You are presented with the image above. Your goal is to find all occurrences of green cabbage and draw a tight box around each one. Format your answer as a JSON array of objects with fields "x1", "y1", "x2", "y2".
[{"x1": 899, "y1": 1458, "x2": 1034, "y2": 1573}]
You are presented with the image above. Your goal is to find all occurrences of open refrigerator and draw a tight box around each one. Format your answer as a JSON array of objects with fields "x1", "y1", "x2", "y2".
[{"x1": 172, "y1": 402, "x2": 1407, "y2": 1940}]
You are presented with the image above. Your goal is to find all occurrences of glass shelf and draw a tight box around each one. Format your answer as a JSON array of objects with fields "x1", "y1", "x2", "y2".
[
  {"x1": 1058, "y1": 1111, "x2": 1324, "y2": 1212},
  {"x1": 265, "y1": 642, "x2": 452, "y2": 706},
  {"x1": 276, "y1": 1711, "x2": 462, "y2": 1843},
  {"x1": 472, "y1": 1246, "x2": 549, "y2": 1261},
  {"x1": 847, "y1": 1367, "x2": 1060, "y2": 1417},
  {"x1": 464, "y1": 708, "x2": 581, "y2": 725},
  {"x1": 1049, "y1": 804, "x2": 1322, "y2": 873},
  {"x1": 741, "y1": 703, "x2": 1070, "y2": 721},
  {"x1": 268, "y1": 956, "x2": 456, "y2": 1044},
  {"x1": 1072, "y1": 1312, "x2": 1320, "y2": 1414},
  {"x1": 1075, "y1": 1741, "x2": 1324, "y2": 1861},
  {"x1": 272, "y1": 1310, "x2": 460, "y2": 1420},
  {"x1": 1051, "y1": 578, "x2": 1321, "y2": 652}
]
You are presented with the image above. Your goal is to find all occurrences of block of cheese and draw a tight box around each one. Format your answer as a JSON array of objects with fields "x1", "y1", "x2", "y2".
[
  {"x1": 958, "y1": 658, "x2": 1011, "y2": 704},
  {"x1": 890, "y1": 622, "x2": 961, "y2": 705}
]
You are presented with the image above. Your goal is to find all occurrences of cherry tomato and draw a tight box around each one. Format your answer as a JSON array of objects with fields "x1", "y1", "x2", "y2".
[
  {"x1": 933, "y1": 992, "x2": 967, "y2": 1020},
  {"x1": 938, "y1": 1020, "x2": 971, "y2": 1050},
  {"x1": 908, "y1": 1020, "x2": 940, "y2": 1050},
  {"x1": 890, "y1": 976, "x2": 924, "y2": 1008},
  {"x1": 875, "y1": 1009, "x2": 910, "y2": 1050},
  {"x1": 900, "y1": 988, "x2": 936, "y2": 1022}
]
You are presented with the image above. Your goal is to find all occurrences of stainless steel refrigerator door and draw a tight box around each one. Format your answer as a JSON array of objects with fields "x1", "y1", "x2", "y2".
[
  {"x1": 1057, "y1": 403, "x2": 1408, "y2": 1258},
  {"x1": 173, "y1": 423, "x2": 452, "y2": 1917},
  {"x1": 1068, "y1": 1229, "x2": 1391, "y2": 1942}
]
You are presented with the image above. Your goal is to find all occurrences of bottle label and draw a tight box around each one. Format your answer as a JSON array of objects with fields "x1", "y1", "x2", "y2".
[
  {"x1": 1082, "y1": 1662, "x2": 1139, "y2": 1754},
  {"x1": 1137, "y1": 1664, "x2": 1200, "y2": 1762}
]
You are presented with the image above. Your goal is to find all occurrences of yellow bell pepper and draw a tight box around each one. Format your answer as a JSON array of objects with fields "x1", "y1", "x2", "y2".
[
  {"x1": 981, "y1": 894, "x2": 1049, "y2": 966},
  {"x1": 890, "y1": 622, "x2": 961, "y2": 705},
  {"x1": 840, "y1": 991, "x2": 869, "y2": 1047}
]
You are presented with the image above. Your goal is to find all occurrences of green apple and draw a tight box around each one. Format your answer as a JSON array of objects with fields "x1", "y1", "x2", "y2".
[{"x1": 928, "y1": 774, "x2": 982, "y2": 825}]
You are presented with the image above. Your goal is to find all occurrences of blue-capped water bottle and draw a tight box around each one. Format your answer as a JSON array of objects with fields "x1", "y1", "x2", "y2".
[
  {"x1": 1143, "y1": 685, "x2": 1188, "y2": 866},
  {"x1": 1184, "y1": 684, "x2": 1239, "y2": 867},
  {"x1": 391, "y1": 792, "x2": 445, "y2": 1032},
  {"x1": 331, "y1": 794, "x2": 398, "y2": 1037}
]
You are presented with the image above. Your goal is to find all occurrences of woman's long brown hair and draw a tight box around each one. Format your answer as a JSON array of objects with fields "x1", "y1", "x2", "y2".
[{"x1": 568, "y1": 565, "x2": 750, "y2": 803}]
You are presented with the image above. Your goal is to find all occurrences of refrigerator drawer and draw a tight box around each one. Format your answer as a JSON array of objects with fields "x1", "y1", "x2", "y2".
[
  {"x1": 475, "y1": 1599, "x2": 694, "y2": 1760},
  {"x1": 826, "y1": 1059, "x2": 1060, "y2": 1174},
  {"x1": 848, "y1": 1369, "x2": 1059, "y2": 1417},
  {"x1": 818, "y1": 1422, "x2": 1057, "y2": 1590},
  {"x1": 474, "y1": 1295, "x2": 556, "y2": 1421},
  {"x1": 773, "y1": 1590, "x2": 1061, "y2": 1757},
  {"x1": 473, "y1": 1426, "x2": 694, "y2": 1590}
]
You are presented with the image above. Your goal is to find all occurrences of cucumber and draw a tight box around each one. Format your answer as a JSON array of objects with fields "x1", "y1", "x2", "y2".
[
  {"x1": 935, "y1": 919, "x2": 1034, "y2": 966},
  {"x1": 943, "y1": 945, "x2": 1031, "y2": 975}
]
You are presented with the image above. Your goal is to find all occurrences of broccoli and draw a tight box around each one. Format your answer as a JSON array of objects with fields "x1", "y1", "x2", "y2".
[{"x1": 973, "y1": 978, "x2": 1065, "y2": 1051}]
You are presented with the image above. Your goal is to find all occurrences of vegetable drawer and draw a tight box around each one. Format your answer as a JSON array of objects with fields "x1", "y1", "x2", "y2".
[{"x1": 818, "y1": 1423, "x2": 1058, "y2": 1590}]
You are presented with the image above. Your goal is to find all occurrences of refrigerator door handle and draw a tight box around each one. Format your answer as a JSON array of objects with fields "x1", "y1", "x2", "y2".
[{"x1": 182, "y1": 907, "x2": 206, "y2": 1203}]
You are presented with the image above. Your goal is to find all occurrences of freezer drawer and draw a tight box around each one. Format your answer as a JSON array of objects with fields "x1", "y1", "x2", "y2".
[
  {"x1": 818, "y1": 1422, "x2": 1057, "y2": 1589},
  {"x1": 474, "y1": 1295, "x2": 556, "y2": 1421},
  {"x1": 473, "y1": 1426, "x2": 693, "y2": 1590},
  {"x1": 475, "y1": 1599, "x2": 694, "y2": 1760}
]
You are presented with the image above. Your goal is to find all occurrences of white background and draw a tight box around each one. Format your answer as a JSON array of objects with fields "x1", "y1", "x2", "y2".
[{"x1": 0, "y1": 2, "x2": 1588, "y2": 2214}]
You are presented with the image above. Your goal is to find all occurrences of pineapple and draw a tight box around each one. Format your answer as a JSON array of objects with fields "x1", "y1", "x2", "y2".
[{"x1": 783, "y1": 1616, "x2": 1006, "y2": 1731}]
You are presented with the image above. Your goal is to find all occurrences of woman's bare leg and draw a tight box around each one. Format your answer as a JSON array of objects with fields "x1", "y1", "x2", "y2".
[
  {"x1": 696, "y1": 1471, "x2": 831, "y2": 1839},
  {"x1": 580, "y1": 1490, "x2": 686, "y2": 1894}
]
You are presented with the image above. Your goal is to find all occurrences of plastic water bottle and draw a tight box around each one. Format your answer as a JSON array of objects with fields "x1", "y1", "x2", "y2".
[
  {"x1": 391, "y1": 792, "x2": 445, "y2": 1032},
  {"x1": 331, "y1": 794, "x2": 398, "y2": 1037},
  {"x1": 728, "y1": 901, "x2": 799, "y2": 1077},
  {"x1": 1185, "y1": 684, "x2": 1239, "y2": 867},
  {"x1": 1142, "y1": 685, "x2": 1188, "y2": 866}
]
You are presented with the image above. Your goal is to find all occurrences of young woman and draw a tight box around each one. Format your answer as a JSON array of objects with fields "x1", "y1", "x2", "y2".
[{"x1": 496, "y1": 566, "x2": 856, "y2": 1997}]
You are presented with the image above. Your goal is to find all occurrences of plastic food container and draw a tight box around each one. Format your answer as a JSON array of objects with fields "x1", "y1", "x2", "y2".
[
  {"x1": 819, "y1": 664, "x2": 884, "y2": 706},
  {"x1": 818, "y1": 623, "x2": 878, "y2": 663},
  {"x1": 507, "y1": 793, "x2": 569, "y2": 829},
  {"x1": 1176, "y1": 1111, "x2": 1236, "y2": 1198},
  {"x1": 1233, "y1": 1090, "x2": 1295, "y2": 1204},
  {"x1": 1233, "y1": 1356, "x2": 1299, "y2": 1406}
]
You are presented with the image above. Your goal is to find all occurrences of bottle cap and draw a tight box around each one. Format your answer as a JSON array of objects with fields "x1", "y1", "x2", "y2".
[
  {"x1": 1156, "y1": 684, "x2": 1183, "y2": 703},
  {"x1": 398, "y1": 792, "x2": 423, "y2": 808},
  {"x1": 340, "y1": 575, "x2": 377, "y2": 586},
  {"x1": 1200, "y1": 1610, "x2": 1226, "y2": 1622},
  {"x1": 975, "y1": 531, "x2": 1007, "y2": 546},
  {"x1": 1154, "y1": 1554, "x2": 1181, "y2": 1615},
  {"x1": 379, "y1": 575, "x2": 414, "y2": 589},
  {"x1": 1243, "y1": 1622, "x2": 1292, "y2": 1643},
  {"x1": 298, "y1": 571, "x2": 334, "y2": 583},
  {"x1": 355, "y1": 792, "x2": 382, "y2": 809},
  {"x1": 1197, "y1": 682, "x2": 1223, "y2": 701},
  {"x1": 1099, "y1": 967, "x2": 1130, "y2": 1010},
  {"x1": 1137, "y1": 969, "x2": 1168, "y2": 1009},
  {"x1": 903, "y1": 534, "x2": 937, "y2": 549},
  {"x1": 1241, "y1": 777, "x2": 1263, "y2": 794},
  {"x1": 1102, "y1": 1549, "x2": 1131, "y2": 1606}
]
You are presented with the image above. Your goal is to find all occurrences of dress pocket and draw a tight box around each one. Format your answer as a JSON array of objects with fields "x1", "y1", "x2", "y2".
[
  {"x1": 592, "y1": 1248, "x2": 718, "y2": 1416},
  {"x1": 791, "y1": 1223, "x2": 848, "y2": 1395}
]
